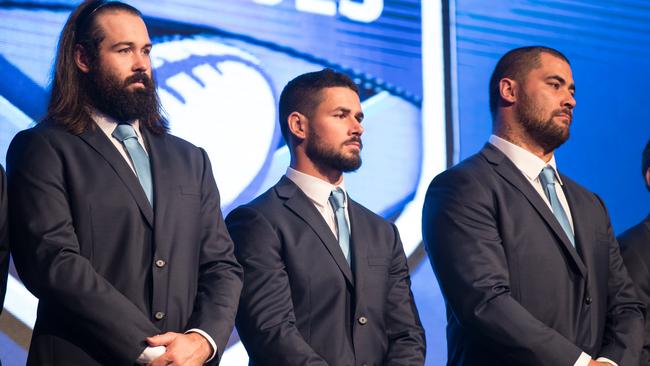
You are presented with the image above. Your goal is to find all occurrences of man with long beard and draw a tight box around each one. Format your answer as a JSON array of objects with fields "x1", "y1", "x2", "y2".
[
  {"x1": 6, "y1": 1, "x2": 242, "y2": 365},
  {"x1": 422, "y1": 46, "x2": 644, "y2": 366},
  {"x1": 225, "y1": 69, "x2": 425, "y2": 365}
]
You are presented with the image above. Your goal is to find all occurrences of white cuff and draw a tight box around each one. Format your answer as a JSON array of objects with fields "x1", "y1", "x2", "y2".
[
  {"x1": 186, "y1": 328, "x2": 218, "y2": 362},
  {"x1": 596, "y1": 357, "x2": 617, "y2": 366},
  {"x1": 136, "y1": 345, "x2": 166, "y2": 365}
]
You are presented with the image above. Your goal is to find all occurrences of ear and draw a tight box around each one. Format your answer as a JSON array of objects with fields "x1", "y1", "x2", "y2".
[
  {"x1": 645, "y1": 168, "x2": 650, "y2": 189},
  {"x1": 287, "y1": 111, "x2": 307, "y2": 141},
  {"x1": 499, "y1": 77, "x2": 517, "y2": 104},
  {"x1": 74, "y1": 44, "x2": 91, "y2": 74}
]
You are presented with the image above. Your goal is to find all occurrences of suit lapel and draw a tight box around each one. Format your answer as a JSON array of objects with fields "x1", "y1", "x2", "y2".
[
  {"x1": 561, "y1": 180, "x2": 595, "y2": 267},
  {"x1": 276, "y1": 177, "x2": 354, "y2": 285},
  {"x1": 348, "y1": 200, "x2": 367, "y2": 299},
  {"x1": 481, "y1": 144, "x2": 587, "y2": 278},
  {"x1": 141, "y1": 128, "x2": 169, "y2": 233},
  {"x1": 79, "y1": 124, "x2": 154, "y2": 227}
]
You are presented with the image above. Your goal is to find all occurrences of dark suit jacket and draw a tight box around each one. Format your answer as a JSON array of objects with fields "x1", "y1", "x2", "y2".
[
  {"x1": 225, "y1": 176, "x2": 425, "y2": 366},
  {"x1": 0, "y1": 165, "x2": 8, "y2": 314},
  {"x1": 7, "y1": 122, "x2": 243, "y2": 365},
  {"x1": 422, "y1": 143, "x2": 645, "y2": 366},
  {"x1": 619, "y1": 215, "x2": 650, "y2": 366}
]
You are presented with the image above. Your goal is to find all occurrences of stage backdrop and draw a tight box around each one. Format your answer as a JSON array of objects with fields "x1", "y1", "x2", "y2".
[{"x1": 0, "y1": 0, "x2": 448, "y2": 364}]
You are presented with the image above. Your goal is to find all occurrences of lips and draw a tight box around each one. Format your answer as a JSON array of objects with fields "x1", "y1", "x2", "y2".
[{"x1": 345, "y1": 138, "x2": 363, "y2": 150}]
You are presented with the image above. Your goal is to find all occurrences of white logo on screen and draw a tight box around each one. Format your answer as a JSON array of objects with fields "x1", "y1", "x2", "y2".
[
  {"x1": 253, "y1": 0, "x2": 383, "y2": 23},
  {"x1": 151, "y1": 38, "x2": 278, "y2": 207}
]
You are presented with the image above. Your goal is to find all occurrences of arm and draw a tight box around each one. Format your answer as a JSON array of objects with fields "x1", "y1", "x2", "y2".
[
  {"x1": 7, "y1": 130, "x2": 159, "y2": 363},
  {"x1": 179, "y1": 148, "x2": 243, "y2": 363},
  {"x1": 596, "y1": 196, "x2": 645, "y2": 365},
  {"x1": 226, "y1": 206, "x2": 329, "y2": 366},
  {"x1": 619, "y1": 235, "x2": 650, "y2": 366},
  {"x1": 422, "y1": 170, "x2": 583, "y2": 365},
  {"x1": 383, "y1": 223, "x2": 426, "y2": 364},
  {"x1": 0, "y1": 165, "x2": 9, "y2": 312}
]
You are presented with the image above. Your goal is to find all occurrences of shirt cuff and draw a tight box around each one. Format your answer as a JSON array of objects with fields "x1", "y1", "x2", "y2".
[
  {"x1": 574, "y1": 352, "x2": 592, "y2": 366},
  {"x1": 595, "y1": 357, "x2": 617, "y2": 366},
  {"x1": 186, "y1": 328, "x2": 218, "y2": 362},
  {"x1": 136, "y1": 345, "x2": 166, "y2": 365}
]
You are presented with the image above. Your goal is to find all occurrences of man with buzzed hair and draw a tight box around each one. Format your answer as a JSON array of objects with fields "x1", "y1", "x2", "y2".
[
  {"x1": 7, "y1": 1, "x2": 242, "y2": 365},
  {"x1": 423, "y1": 46, "x2": 644, "y2": 366}
]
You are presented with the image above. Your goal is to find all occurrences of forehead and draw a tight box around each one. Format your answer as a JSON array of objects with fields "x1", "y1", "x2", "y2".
[
  {"x1": 527, "y1": 52, "x2": 573, "y2": 81},
  {"x1": 94, "y1": 10, "x2": 150, "y2": 45},
  {"x1": 316, "y1": 86, "x2": 361, "y2": 109}
]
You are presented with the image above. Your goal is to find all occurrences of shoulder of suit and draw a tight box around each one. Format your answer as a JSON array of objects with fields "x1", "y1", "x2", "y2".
[
  {"x1": 347, "y1": 197, "x2": 389, "y2": 224},
  {"x1": 618, "y1": 218, "x2": 650, "y2": 251}
]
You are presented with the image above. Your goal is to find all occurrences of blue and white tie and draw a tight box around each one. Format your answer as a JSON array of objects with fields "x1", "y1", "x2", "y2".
[
  {"x1": 112, "y1": 123, "x2": 153, "y2": 205},
  {"x1": 539, "y1": 166, "x2": 574, "y2": 246},
  {"x1": 329, "y1": 188, "x2": 351, "y2": 265}
]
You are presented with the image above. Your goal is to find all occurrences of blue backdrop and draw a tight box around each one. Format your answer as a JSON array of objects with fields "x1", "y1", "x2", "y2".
[{"x1": 0, "y1": 1, "x2": 649, "y2": 365}]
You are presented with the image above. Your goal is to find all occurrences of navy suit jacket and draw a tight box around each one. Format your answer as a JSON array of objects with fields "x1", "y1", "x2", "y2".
[
  {"x1": 7, "y1": 122, "x2": 243, "y2": 365},
  {"x1": 422, "y1": 143, "x2": 644, "y2": 366},
  {"x1": 619, "y1": 215, "x2": 650, "y2": 366},
  {"x1": 226, "y1": 176, "x2": 425, "y2": 366}
]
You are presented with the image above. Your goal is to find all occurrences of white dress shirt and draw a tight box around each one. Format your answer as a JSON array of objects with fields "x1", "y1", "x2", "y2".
[
  {"x1": 91, "y1": 110, "x2": 217, "y2": 364},
  {"x1": 285, "y1": 167, "x2": 351, "y2": 239},
  {"x1": 489, "y1": 135, "x2": 616, "y2": 366}
]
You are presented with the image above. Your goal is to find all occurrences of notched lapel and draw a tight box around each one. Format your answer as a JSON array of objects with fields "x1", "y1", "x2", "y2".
[
  {"x1": 482, "y1": 145, "x2": 587, "y2": 278},
  {"x1": 79, "y1": 125, "x2": 154, "y2": 227},
  {"x1": 348, "y1": 200, "x2": 368, "y2": 296},
  {"x1": 141, "y1": 128, "x2": 169, "y2": 229},
  {"x1": 276, "y1": 177, "x2": 354, "y2": 285}
]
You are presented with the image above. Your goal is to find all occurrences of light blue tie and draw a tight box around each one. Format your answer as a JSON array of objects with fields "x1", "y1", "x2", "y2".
[
  {"x1": 329, "y1": 188, "x2": 351, "y2": 265},
  {"x1": 539, "y1": 166, "x2": 574, "y2": 246},
  {"x1": 112, "y1": 123, "x2": 153, "y2": 205}
]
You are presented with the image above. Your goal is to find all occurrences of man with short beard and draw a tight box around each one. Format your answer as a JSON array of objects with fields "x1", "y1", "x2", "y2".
[
  {"x1": 225, "y1": 69, "x2": 425, "y2": 365},
  {"x1": 422, "y1": 46, "x2": 644, "y2": 366},
  {"x1": 6, "y1": 1, "x2": 242, "y2": 365}
]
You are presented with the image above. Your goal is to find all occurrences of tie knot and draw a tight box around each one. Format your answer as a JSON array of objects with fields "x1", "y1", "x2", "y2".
[
  {"x1": 329, "y1": 188, "x2": 346, "y2": 211},
  {"x1": 539, "y1": 166, "x2": 557, "y2": 186},
  {"x1": 112, "y1": 123, "x2": 138, "y2": 142}
]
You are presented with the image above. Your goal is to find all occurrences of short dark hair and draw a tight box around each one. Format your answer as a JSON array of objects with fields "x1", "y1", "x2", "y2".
[
  {"x1": 489, "y1": 46, "x2": 570, "y2": 120},
  {"x1": 641, "y1": 139, "x2": 650, "y2": 192},
  {"x1": 278, "y1": 68, "x2": 359, "y2": 144},
  {"x1": 44, "y1": 0, "x2": 166, "y2": 134}
]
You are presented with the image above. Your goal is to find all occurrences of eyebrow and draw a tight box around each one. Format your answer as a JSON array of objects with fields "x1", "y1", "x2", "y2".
[
  {"x1": 335, "y1": 107, "x2": 364, "y2": 122},
  {"x1": 547, "y1": 75, "x2": 576, "y2": 93},
  {"x1": 110, "y1": 41, "x2": 152, "y2": 49}
]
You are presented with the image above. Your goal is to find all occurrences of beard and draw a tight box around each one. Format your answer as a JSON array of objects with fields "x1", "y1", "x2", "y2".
[
  {"x1": 305, "y1": 129, "x2": 362, "y2": 173},
  {"x1": 86, "y1": 65, "x2": 160, "y2": 123},
  {"x1": 515, "y1": 90, "x2": 572, "y2": 153}
]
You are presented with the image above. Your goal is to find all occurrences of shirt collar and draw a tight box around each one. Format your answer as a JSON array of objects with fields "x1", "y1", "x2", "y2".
[
  {"x1": 285, "y1": 167, "x2": 347, "y2": 208},
  {"x1": 489, "y1": 134, "x2": 564, "y2": 185},
  {"x1": 89, "y1": 108, "x2": 142, "y2": 139}
]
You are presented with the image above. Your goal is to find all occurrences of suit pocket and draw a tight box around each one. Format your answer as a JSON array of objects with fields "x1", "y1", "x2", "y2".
[
  {"x1": 179, "y1": 185, "x2": 200, "y2": 196},
  {"x1": 367, "y1": 257, "x2": 391, "y2": 267}
]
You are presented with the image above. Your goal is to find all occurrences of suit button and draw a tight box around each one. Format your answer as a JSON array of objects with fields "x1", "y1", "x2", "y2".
[
  {"x1": 358, "y1": 316, "x2": 368, "y2": 325},
  {"x1": 155, "y1": 259, "x2": 166, "y2": 268},
  {"x1": 154, "y1": 311, "x2": 165, "y2": 320},
  {"x1": 585, "y1": 296, "x2": 592, "y2": 305}
]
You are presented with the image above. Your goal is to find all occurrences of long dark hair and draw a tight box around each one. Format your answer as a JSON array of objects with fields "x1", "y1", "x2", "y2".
[{"x1": 43, "y1": 0, "x2": 167, "y2": 134}]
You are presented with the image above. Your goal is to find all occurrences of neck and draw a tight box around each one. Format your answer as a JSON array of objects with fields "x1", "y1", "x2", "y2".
[
  {"x1": 290, "y1": 156, "x2": 343, "y2": 185},
  {"x1": 494, "y1": 121, "x2": 554, "y2": 163}
]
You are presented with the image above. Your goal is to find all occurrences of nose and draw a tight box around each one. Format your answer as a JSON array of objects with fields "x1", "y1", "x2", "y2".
[
  {"x1": 351, "y1": 118, "x2": 364, "y2": 136},
  {"x1": 564, "y1": 90, "x2": 576, "y2": 110},
  {"x1": 132, "y1": 51, "x2": 149, "y2": 73}
]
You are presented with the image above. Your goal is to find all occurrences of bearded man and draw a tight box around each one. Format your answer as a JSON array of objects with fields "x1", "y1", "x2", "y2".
[
  {"x1": 225, "y1": 69, "x2": 425, "y2": 365},
  {"x1": 6, "y1": 1, "x2": 242, "y2": 365},
  {"x1": 422, "y1": 46, "x2": 644, "y2": 366}
]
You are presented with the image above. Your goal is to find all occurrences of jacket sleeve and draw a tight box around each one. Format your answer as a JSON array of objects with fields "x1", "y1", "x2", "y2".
[
  {"x1": 226, "y1": 205, "x2": 329, "y2": 366},
  {"x1": 183, "y1": 148, "x2": 243, "y2": 363},
  {"x1": 7, "y1": 129, "x2": 160, "y2": 363}
]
